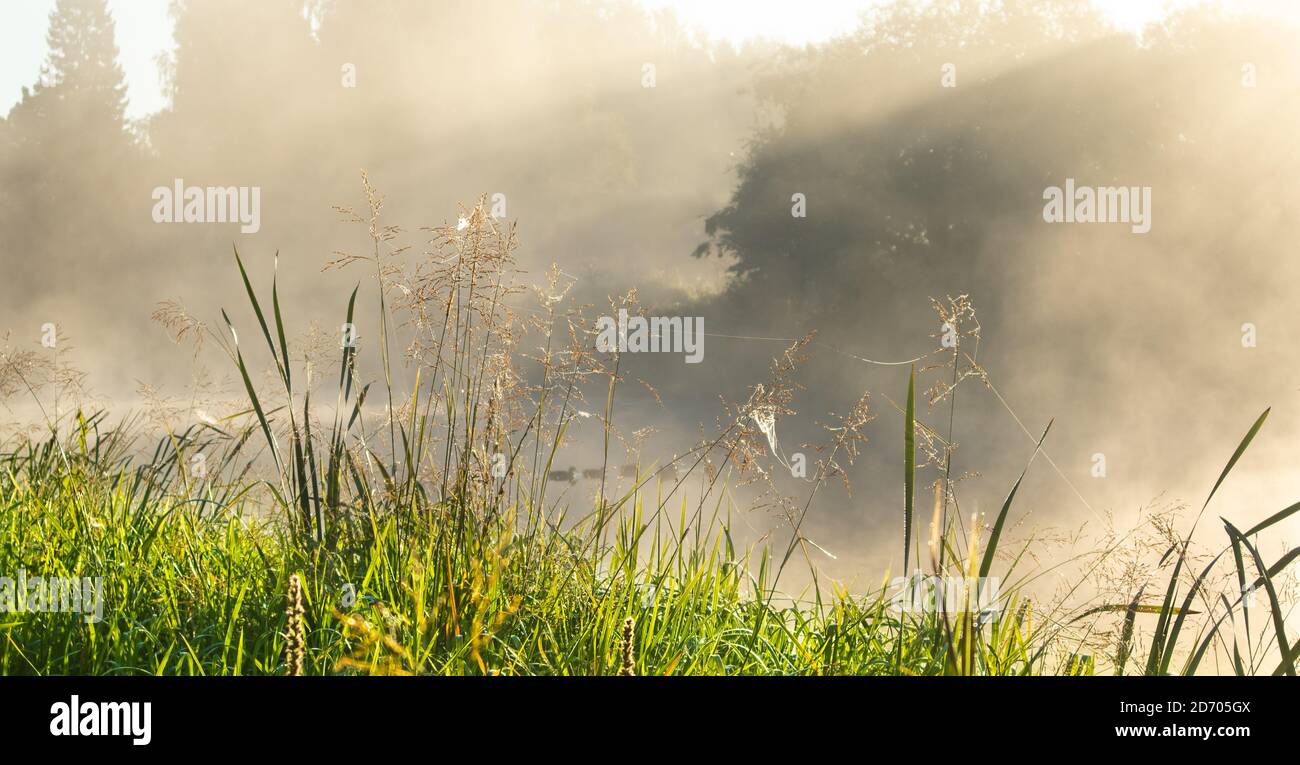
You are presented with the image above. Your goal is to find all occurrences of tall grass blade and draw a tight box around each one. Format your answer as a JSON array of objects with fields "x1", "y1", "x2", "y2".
[
  {"x1": 978, "y1": 420, "x2": 1050, "y2": 581},
  {"x1": 1223, "y1": 520, "x2": 1294, "y2": 676},
  {"x1": 902, "y1": 365, "x2": 915, "y2": 577},
  {"x1": 1146, "y1": 407, "x2": 1269, "y2": 675}
]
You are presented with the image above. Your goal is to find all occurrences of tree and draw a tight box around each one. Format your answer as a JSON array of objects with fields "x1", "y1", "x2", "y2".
[
  {"x1": 43, "y1": 0, "x2": 129, "y2": 126},
  {"x1": 0, "y1": 0, "x2": 136, "y2": 308},
  {"x1": 2, "y1": 0, "x2": 132, "y2": 195},
  {"x1": 18, "y1": 0, "x2": 128, "y2": 149}
]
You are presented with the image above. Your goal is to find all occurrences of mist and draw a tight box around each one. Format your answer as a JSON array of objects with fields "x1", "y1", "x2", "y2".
[{"x1": 3, "y1": 0, "x2": 1300, "y2": 596}]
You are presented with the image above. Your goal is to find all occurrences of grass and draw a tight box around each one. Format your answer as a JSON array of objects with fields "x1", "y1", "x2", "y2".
[
  {"x1": 0, "y1": 409, "x2": 1038, "y2": 676},
  {"x1": 0, "y1": 184, "x2": 1296, "y2": 676}
]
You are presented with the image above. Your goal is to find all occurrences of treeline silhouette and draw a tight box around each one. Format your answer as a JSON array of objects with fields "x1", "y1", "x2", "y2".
[
  {"x1": 651, "y1": 0, "x2": 1300, "y2": 555},
  {"x1": 0, "y1": 0, "x2": 764, "y2": 399}
]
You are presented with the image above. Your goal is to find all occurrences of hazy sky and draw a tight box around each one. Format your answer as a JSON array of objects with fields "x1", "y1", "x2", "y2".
[{"x1": 1, "y1": 0, "x2": 1275, "y2": 121}]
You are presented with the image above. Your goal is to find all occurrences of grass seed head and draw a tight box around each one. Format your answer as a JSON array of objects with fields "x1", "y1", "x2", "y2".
[
  {"x1": 285, "y1": 573, "x2": 306, "y2": 676},
  {"x1": 619, "y1": 617, "x2": 636, "y2": 676}
]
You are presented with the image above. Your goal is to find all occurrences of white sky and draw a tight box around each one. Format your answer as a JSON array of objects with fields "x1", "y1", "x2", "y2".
[{"x1": 0, "y1": 0, "x2": 1297, "y2": 120}]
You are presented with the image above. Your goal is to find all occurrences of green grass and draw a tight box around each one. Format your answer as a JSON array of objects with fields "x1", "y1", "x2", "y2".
[
  {"x1": 0, "y1": 191, "x2": 1295, "y2": 676},
  {"x1": 0, "y1": 412, "x2": 1042, "y2": 675}
]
